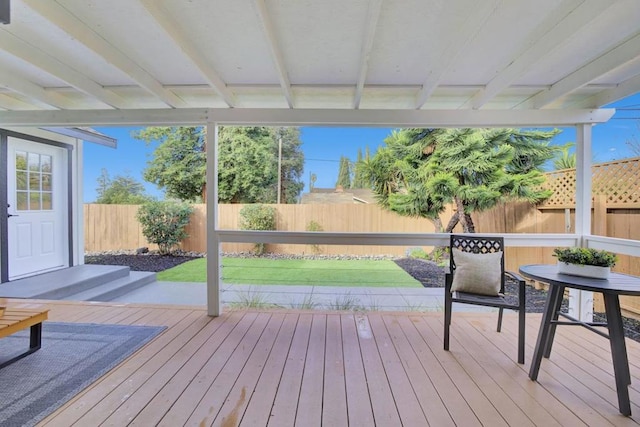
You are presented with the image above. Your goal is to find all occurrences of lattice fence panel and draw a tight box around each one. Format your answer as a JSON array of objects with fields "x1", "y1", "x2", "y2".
[
  {"x1": 592, "y1": 158, "x2": 640, "y2": 205},
  {"x1": 541, "y1": 169, "x2": 576, "y2": 206},
  {"x1": 539, "y1": 157, "x2": 640, "y2": 207}
]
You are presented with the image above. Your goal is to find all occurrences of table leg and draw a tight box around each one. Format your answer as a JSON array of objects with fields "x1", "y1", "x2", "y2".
[
  {"x1": 543, "y1": 285, "x2": 565, "y2": 358},
  {"x1": 0, "y1": 322, "x2": 44, "y2": 369},
  {"x1": 603, "y1": 294, "x2": 632, "y2": 416},
  {"x1": 530, "y1": 284, "x2": 564, "y2": 381}
]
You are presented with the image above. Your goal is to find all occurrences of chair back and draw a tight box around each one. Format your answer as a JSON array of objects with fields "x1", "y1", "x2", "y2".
[{"x1": 450, "y1": 235, "x2": 506, "y2": 292}]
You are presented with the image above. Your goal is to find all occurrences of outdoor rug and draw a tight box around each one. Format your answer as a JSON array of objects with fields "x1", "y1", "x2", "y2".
[{"x1": 0, "y1": 322, "x2": 165, "y2": 427}]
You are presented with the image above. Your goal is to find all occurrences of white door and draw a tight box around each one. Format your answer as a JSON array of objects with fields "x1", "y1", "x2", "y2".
[{"x1": 7, "y1": 137, "x2": 68, "y2": 280}]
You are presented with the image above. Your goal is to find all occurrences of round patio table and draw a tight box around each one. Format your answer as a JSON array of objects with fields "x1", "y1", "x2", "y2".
[{"x1": 519, "y1": 264, "x2": 640, "y2": 416}]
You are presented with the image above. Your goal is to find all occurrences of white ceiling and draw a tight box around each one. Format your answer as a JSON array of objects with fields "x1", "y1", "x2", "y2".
[{"x1": 0, "y1": 0, "x2": 638, "y2": 118}]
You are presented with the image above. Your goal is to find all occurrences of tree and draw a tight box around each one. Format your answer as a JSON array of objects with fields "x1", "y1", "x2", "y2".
[
  {"x1": 134, "y1": 127, "x2": 206, "y2": 202},
  {"x1": 352, "y1": 148, "x2": 366, "y2": 188},
  {"x1": 134, "y1": 126, "x2": 304, "y2": 203},
  {"x1": 362, "y1": 128, "x2": 561, "y2": 233},
  {"x1": 553, "y1": 143, "x2": 576, "y2": 170},
  {"x1": 95, "y1": 169, "x2": 151, "y2": 204},
  {"x1": 626, "y1": 122, "x2": 640, "y2": 156},
  {"x1": 309, "y1": 173, "x2": 317, "y2": 191},
  {"x1": 274, "y1": 127, "x2": 305, "y2": 203},
  {"x1": 336, "y1": 156, "x2": 351, "y2": 188}
]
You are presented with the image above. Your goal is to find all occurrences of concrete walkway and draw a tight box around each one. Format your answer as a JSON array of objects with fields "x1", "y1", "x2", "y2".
[{"x1": 112, "y1": 281, "x2": 498, "y2": 313}]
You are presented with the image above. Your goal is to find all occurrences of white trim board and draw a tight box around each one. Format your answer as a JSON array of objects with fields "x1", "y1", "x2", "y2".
[{"x1": 0, "y1": 108, "x2": 616, "y2": 127}]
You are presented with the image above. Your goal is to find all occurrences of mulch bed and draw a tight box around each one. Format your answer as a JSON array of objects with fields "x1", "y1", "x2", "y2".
[{"x1": 83, "y1": 254, "x2": 194, "y2": 273}]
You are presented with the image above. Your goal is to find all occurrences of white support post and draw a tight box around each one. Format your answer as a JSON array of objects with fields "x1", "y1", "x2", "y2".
[
  {"x1": 206, "y1": 122, "x2": 221, "y2": 317},
  {"x1": 569, "y1": 123, "x2": 593, "y2": 322}
]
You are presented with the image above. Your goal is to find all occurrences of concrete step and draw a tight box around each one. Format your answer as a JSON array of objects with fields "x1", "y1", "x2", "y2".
[
  {"x1": 0, "y1": 264, "x2": 132, "y2": 299},
  {"x1": 62, "y1": 271, "x2": 157, "y2": 302}
]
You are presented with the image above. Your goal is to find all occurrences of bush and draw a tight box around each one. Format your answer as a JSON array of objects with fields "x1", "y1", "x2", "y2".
[
  {"x1": 136, "y1": 201, "x2": 194, "y2": 255},
  {"x1": 407, "y1": 247, "x2": 429, "y2": 260},
  {"x1": 306, "y1": 220, "x2": 324, "y2": 254},
  {"x1": 407, "y1": 246, "x2": 447, "y2": 264},
  {"x1": 239, "y1": 204, "x2": 277, "y2": 255}
]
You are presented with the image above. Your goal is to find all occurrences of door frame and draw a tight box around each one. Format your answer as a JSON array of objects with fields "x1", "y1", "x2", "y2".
[{"x1": 0, "y1": 129, "x2": 74, "y2": 283}]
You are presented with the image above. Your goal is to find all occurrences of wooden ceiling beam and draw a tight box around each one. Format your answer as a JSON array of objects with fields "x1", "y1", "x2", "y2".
[
  {"x1": 530, "y1": 31, "x2": 640, "y2": 109},
  {"x1": 251, "y1": 0, "x2": 294, "y2": 108},
  {"x1": 0, "y1": 107, "x2": 615, "y2": 127},
  {"x1": 22, "y1": 0, "x2": 188, "y2": 108},
  {"x1": 0, "y1": 30, "x2": 127, "y2": 109},
  {"x1": 469, "y1": 0, "x2": 613, "y2": 109},
  {"x1": 353, "y1": 0, "x2": 383, "y2": 109},
  {"x1": 140, "y1": 0, "x2": 236, "y2": 108},
  {"x1": 414, "y1": 0, "x2": 502, "y2": 109}
]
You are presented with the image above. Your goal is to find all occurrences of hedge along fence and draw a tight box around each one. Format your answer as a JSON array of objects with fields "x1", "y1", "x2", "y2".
[{"x1": 84, "y1": 203, "x2": 454, "y2": 256}]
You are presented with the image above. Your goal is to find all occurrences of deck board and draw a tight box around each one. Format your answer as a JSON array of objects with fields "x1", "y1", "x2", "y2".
[
  {"x1": 1, "y1": 299, "x2": 636, "y2": 427},
  {"x1": 380, "y1": 314, "x2": 455, "y2": 426},
  {"x1": 340, "y1": 314, "x2": 375, "y2": 427},
  {"x1": 296, "y1": 313, "x2": 326, "y2": 427},
  {"x1": 159, "y1": 312, "x2": 263, "y2": 426},
  {"x1": 368, "y1": 313, "x2": 430, "y2": 426},
  {"x1": 265, "y1": 313, "x2": 312, "y2": 427},
  {"x1": 239, "y1": 312, "x2": 298, "y2": 427},
  {"x1": 323, "y1": 315, "x2": 348, "y2": 427}
]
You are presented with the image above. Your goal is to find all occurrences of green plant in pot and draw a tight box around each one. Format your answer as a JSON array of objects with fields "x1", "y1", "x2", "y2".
[{"x1": 553, "y1": 247, "x2": 617, "y2": 279}]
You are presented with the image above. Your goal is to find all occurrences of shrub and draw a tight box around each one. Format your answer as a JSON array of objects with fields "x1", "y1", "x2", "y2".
[
  {"x1": 239, "y1": 204, "x2": 277, "y2": 255},
  {"x1": 136, "y1": 201, "x2": 193, "y2": 255},
  {"x1": 407, "y1": 247, "x2": 429, "y2": 260},
  {"x1": 553, "y1": 247, "x2": 617, "y2": 267},
  {"x1": 306, "y1": 220, "x2": 324, "y2": 254},
  {"x1": 407, "y1": 246, "x2": 446, "y2": 264}
]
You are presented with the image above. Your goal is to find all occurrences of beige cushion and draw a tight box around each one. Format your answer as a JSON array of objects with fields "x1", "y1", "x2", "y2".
[{"x1": 451, "y1": 248, "x2": 502, "y2": 296}]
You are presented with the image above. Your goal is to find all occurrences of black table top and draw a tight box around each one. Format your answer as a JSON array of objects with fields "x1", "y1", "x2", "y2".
[{"x1": 519, "y1": 264, "x2": 640, "y2": 296}]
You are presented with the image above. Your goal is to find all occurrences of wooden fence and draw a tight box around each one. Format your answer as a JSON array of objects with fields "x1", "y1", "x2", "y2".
[
  {"x1": 84, "y1": 203, "x2": 453, "y2": 256},
  {"x1": 84, "y1": 157, "x2": 640, "y2": 316},
  {"x1": 85, "y1": 197, "x2": 638, "y2": 273}
]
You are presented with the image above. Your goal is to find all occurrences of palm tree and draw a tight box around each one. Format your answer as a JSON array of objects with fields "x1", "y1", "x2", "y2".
[{"x1": 553, "y1": 143, "x2": 577, "y2": 170}]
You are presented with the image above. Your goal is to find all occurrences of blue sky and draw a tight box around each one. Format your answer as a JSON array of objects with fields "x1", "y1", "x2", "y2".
[{"x1": 84, "y1": 93, "x2": 640, "y2": 202}]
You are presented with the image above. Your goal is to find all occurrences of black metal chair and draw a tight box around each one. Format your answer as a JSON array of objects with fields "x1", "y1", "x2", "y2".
[{"x1": 444, "y1": 234, "x2": 526, "y2": 364}]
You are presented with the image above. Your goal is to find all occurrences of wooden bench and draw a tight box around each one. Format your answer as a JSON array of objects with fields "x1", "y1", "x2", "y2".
[{"x1": 0, "y1": 306, "x2": 49, "y2": 369}]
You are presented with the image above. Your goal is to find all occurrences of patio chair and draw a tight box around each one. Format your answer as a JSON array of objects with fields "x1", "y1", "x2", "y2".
[{"x1": 444, "y1": 234, "x2": 526, "y2": 364}]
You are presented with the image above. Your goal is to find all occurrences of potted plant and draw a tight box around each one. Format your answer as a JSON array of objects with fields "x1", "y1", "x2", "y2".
[{"x1": 553, "y1": 247, "x2": 617, "y2": 279}]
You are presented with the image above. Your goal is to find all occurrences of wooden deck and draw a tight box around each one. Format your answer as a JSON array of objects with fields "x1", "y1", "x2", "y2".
[{"x1": 7, "y1": 299, "x2": 640, "y2": 426}]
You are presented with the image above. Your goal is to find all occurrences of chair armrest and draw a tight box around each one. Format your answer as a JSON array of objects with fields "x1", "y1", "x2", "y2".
[
  {"x1": 506, "y1": 270, "x2": 527, "y2": 310},
  {"x1": 445, "y1": 271, "x2": 453, "y2": 293},
  {"x1": 505, "y1": 270, "x2": 525, "y2": 284}
]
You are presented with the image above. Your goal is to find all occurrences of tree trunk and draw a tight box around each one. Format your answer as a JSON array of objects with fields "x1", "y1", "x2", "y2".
[
  {"x1": 455, "y1": 197, "x2": 471, "y2": 233},
  {"x1": 464, "y1": 212, "x2": 476, "y2": 233},
  {"x1": 431, "y1": 216, "x2": 443, "y2": 233},
  {"x1": 444, "y1": 211, "x2": 459, "y2": 233}
]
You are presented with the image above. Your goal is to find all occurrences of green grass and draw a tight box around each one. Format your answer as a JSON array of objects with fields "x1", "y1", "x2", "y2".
[{"x1": 157, "y1": 257, "x2": 421, "y2": 288}]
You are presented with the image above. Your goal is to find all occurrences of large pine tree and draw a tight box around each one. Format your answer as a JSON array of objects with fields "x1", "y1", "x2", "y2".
[{"x1": 362, "y1": 128, "x2": 560, "y2": 232}]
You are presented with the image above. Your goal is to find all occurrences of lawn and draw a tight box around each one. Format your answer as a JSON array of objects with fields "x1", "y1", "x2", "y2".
[{"x1": 156, "y1": 257, "x2": 422, "y2": 287}]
